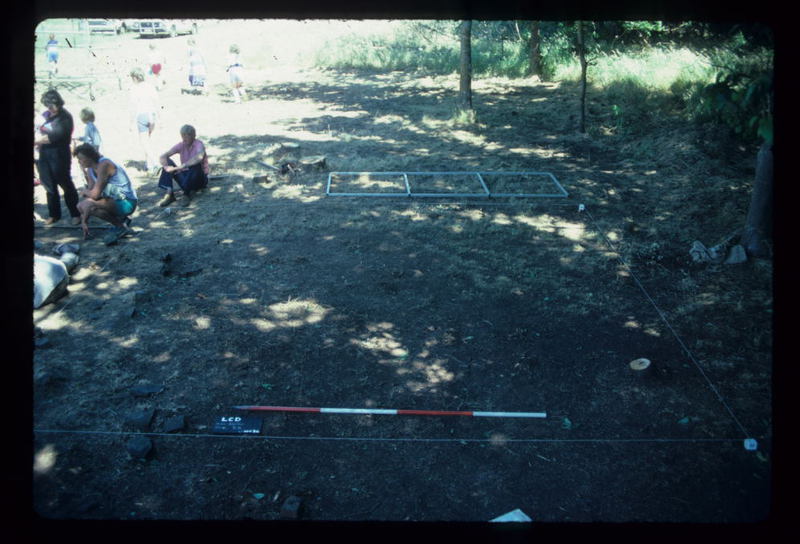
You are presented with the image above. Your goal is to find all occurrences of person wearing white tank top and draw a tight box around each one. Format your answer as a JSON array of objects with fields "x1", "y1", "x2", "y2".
[{"x1": 74, "y1": 143, "x2": 138, "y2": 244}]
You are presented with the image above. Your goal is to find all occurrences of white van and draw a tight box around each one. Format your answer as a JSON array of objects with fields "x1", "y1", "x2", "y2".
[
  {"x1": 86, "y1": 19, "x2": 129, "y2": 34},
  {"x1": 136, "y1": 19, "x2": 198, "y2": 37}
]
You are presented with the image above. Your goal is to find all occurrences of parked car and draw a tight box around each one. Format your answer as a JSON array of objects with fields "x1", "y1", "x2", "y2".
[
  {"x1": 86, "y1": 19, "x2": 129, "y2": 34},
  {"x1": 136, "y1": 19, "x2": 198, "y2": 38}
]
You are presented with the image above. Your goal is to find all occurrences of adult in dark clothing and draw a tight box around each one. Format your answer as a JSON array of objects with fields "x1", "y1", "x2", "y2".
[{"x1": 34, "y1": 90, "x2": 80, "y2": 225}]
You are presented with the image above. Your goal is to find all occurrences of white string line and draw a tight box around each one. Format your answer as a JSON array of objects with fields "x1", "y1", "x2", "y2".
[
  {"x1": 584, "y1": 208, "x2": 752, "y2": 438},
  {"x1": 33, "y1": 428, "x2": 748, "y2": 445},
  {"x1": 37, "y1": 202, "x2": 753, "y2": 441}
]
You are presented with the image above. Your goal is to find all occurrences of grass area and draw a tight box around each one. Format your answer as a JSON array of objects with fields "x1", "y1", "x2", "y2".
[
  {"x1": 33, "y1": 18, "x2": 765, "y2": 141},
  {"x1": 554, "y1": 46, "x2": 714, "y2": 90},
  {"x1": 309, "y1": 21, "x2": 727, "y2": 125},
  {"x1": 35, "y1": 19, "x2": 724, "y2": 94}
]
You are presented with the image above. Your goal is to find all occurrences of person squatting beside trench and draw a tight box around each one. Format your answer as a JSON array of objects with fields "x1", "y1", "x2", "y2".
[
  {"x1": 74, "y1": 143, "x2": 138, "y2": 245},
  {"x1": 156, "y1": 124, "x2": 209, "y2": 208}
]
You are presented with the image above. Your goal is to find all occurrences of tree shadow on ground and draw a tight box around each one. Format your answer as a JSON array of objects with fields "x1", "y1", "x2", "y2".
[{"x1": 32, "y1": 67, "x2": 770, "y2": 521}]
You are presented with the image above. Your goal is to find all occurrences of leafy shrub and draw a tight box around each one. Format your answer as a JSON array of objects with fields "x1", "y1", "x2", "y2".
[{"x1": 687, "y1": 47, "x2": 773, "y2": 143}]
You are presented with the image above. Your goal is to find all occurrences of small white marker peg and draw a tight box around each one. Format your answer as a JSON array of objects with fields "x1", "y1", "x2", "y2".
[{"x1": 578, "y1": 204, "x2": 585, "y2": 212}]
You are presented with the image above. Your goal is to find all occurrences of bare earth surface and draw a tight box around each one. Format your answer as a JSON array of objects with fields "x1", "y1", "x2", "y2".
[{"x1": 32, "y1": 21, "x2": 772, "y2": 522}]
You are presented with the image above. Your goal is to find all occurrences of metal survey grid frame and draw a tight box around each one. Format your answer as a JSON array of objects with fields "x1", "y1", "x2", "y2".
[{"x1": 325, "y1": 171, "x2": 569, "y2": 198}]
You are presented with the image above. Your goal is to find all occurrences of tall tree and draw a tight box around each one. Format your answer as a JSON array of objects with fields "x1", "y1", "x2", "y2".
[
  {"x1": 458, "y1": 20, "x2": 474, "y2": 115},
  {"x1": 740, "y1": 137, "x2": 773, "y2": 258},
  {"x1": 738, "y1": 57, "x2": 773, "y2": 258},
  {"x1": 696, "y1": 35, "x2": 773, "y2": 259},
  {"x1": 576, "y1": 21, "x2": 588, "y2": 133},
  {"x1": 528, "y1": 21, "x2": 543, "y2": 79}
]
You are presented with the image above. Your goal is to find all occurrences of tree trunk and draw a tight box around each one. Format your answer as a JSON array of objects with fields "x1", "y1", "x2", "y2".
[
  {"x1": 740, "y1": 141, "x2": 773, "y2": 258},
  {"x1": 459, "y1": 20, "x2": 473, "y2": 113},
  {"x1": 576, "y1": 21, "x2": 588, "y2": 133},
  {"x1": 528, "y1": 21, "x2": 542, "y2": 78}
]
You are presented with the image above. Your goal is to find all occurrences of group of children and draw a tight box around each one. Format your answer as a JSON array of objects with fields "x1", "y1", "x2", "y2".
[
  {"x1": 146, "y1": 39, "x2": 248, "y2": 102},
  {"x1": 44, "y1": 33, "x2": 248, "y2": 102}
]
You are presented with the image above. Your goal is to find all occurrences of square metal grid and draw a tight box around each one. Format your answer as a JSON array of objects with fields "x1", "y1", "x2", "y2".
[{"x1": 325, "y1": 171, "x2": 569, "y2": 198}]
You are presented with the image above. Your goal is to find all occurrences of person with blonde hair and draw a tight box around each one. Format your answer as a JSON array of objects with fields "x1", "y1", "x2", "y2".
[
  {"x1": 46, "y1": 34, "x2": 59, "y2": 77},
  {"x1": 75, "y1": 107, "x2": 102, "y2": 152},
  {"x1": 129, "y1": 67, "x2": 159, "y2": 174},
  {"x1": 185, "y1": 38, "x2": 207, "y2": 95},
  {"x1": 148, "y1": 42, "x2": 167, "y2": 90},
  {"x1": 226, "y1": 44, "x2": 247, "y2": 102}
]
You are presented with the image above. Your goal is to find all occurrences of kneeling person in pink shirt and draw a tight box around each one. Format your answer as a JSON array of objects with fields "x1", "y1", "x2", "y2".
[{"x1": 157, "y1": 124, "x2": 209, "y2": 207}]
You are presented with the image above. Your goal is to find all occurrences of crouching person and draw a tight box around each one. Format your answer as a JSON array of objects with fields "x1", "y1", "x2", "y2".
[
  {"x1": 74, "y1": 143, "x2": 138, "y2": 245},
  {"x1": 157, "y1": 124, "x2": 209, "y2": 207}
]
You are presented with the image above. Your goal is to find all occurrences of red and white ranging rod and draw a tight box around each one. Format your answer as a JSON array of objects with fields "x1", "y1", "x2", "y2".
[{"x1": 233, "y1": 405, "x2": 547, "y2": 419}]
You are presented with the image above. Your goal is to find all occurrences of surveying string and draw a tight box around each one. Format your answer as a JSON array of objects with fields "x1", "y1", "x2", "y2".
[
  {"x1": 34, "y1": 428, "x2": 754, "y2": 447},
  {"x1": 583, "y1": 206, "x2": 752, "y2": 439},
  {"x1": 233, "y1": 405, "x2": 547, "y2": 419}
]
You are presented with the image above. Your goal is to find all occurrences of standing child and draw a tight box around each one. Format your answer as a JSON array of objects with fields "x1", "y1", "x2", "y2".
[
  {"x1": 73, "y1": 107, "x2": 102, "y2": 183},
  {"x1": 148, "y1": 42, "x2": 166, "y2": 90},
  {"x1": 46, "y1": 34, "x2": 59, "y2": 77},
  {"x1": 75, "y1": 107, "x2": 102, "y2": 153},
  {"x1": 186, "y1": 39, "x2": 207, "y2": 95},
  {"x1": 226, "y1": 44, "x2": 247, "y2": 102},
  {"x1": 128, "y1": 68, "x2": 160, "y2": 174}
]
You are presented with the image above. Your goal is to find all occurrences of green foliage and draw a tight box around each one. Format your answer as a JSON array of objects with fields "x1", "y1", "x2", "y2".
[
  {"x1": 313, "y1": 20, "x2": 545, "y2": 78},
  {"x1": 472, "y1": 38, "x2": 529, "y2": 78},
  {"x1": 313, "y1": 22, "x2": 460, "y2": 74},
  {"x1": 451, "y1": 107, "x2": 478, "y2": 125},
  {"x1": 600, "y1": 76, "x2": 669, "y2": 133},
  {"x1": 688, "y1": 47, "x2": 773, "y2": 143},
  {"x1": 538, "y1": 26, "x2": 576, "y2": 80},
  {"x1": 309, "y1": 20, "x2": 773, "y2": 144}
]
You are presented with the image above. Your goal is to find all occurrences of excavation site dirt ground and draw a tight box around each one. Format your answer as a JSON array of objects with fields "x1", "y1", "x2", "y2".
[{"x1": 30, "y1": 21, "x2": 772, "y2": 523}]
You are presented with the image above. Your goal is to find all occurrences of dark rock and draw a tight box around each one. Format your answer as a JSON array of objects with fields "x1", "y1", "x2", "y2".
[
  {"x1": 59, "y1": 252, "x2": 80, "y2": 272},
  {"x1": 160, "y1": 253, "x2": 173, "y2": 276},
  {"x1": 34, "y1": 336, "x2": 50, "y2": 349},
  {"x1": 280, "y1": 495, "x2": 303, "y2": 519},
  {"x1": 130, "y1": 384, "x2": 165, "y2": 397},
  {"x1": 163, "y1": 415, "x2": 185, "y2": 433},
  {"x1": 34, "y1": 364, "x2": 70, "y2": 387},
  {"x1": 54, "y1": 242, "x2": 81, "y2": 255},
  {"x1": 724, "y1": 244, "x2": 747, "y2": 265},
  {"x1": 76, "y1": 493, "x2": 102, "y2": 513},
  {"x1": 125, "y1": 409, "x2": 155, "y2": 431},
  {"x1": 126, "y1": 436, "x2": 153, "y2": 459},
  {"x1": 178, "y1": 267, "x2": 203, "y2": 278}
]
